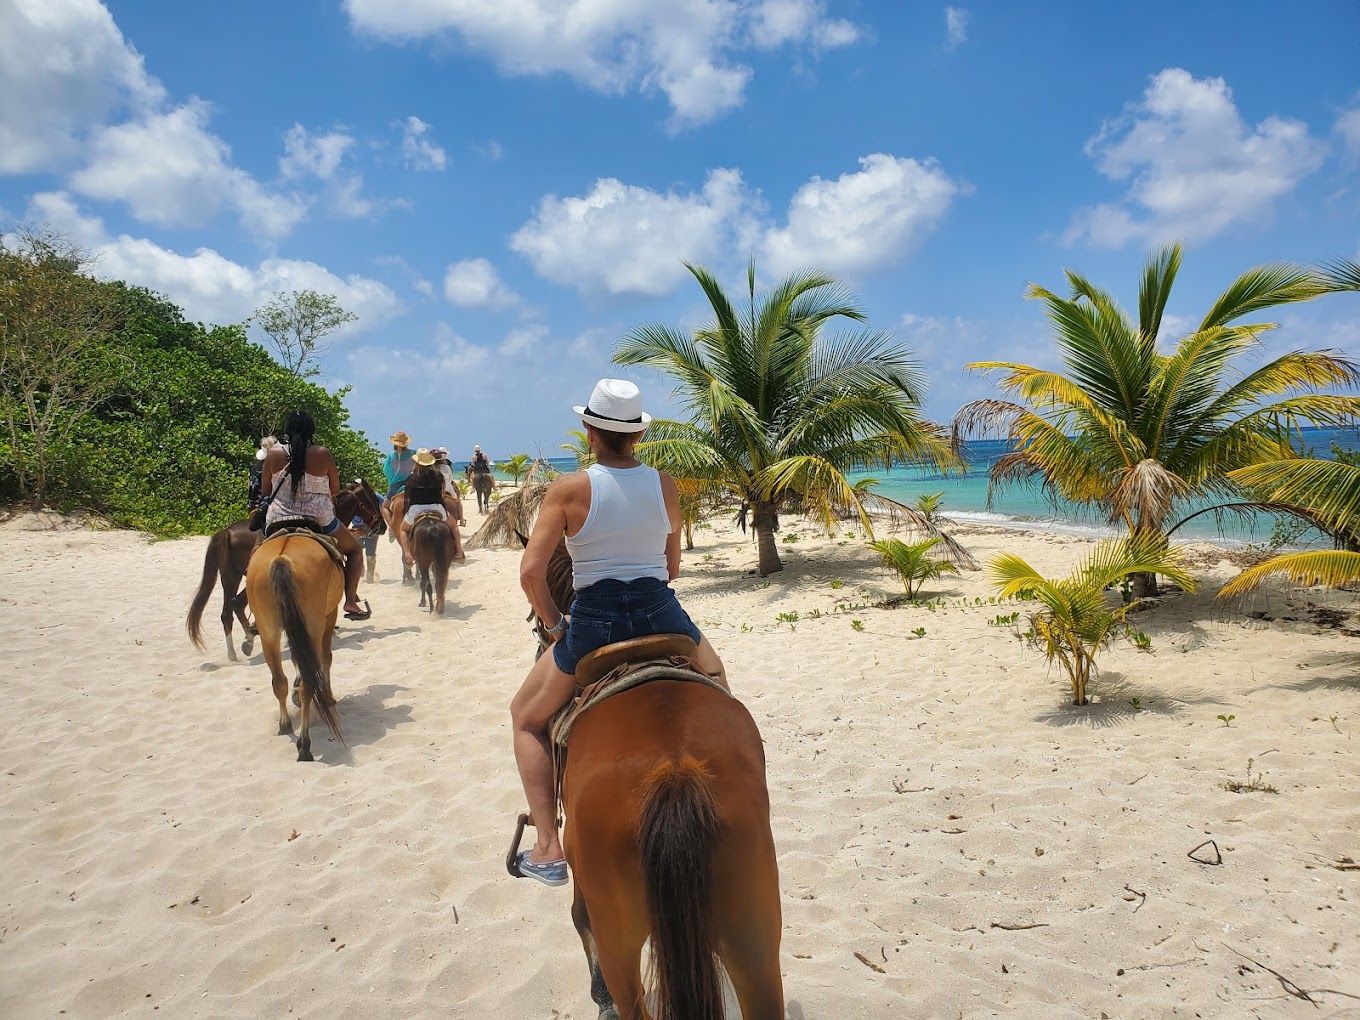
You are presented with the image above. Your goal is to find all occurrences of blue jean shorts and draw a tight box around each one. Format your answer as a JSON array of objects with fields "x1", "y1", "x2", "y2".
[{"x1": 552, "y1": 577, "x2": 702, "y2": 676}]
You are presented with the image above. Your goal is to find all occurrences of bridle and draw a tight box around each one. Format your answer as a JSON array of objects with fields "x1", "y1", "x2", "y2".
[{"x1": 344, "y1": 480, "x2": 387, "y2": 535}]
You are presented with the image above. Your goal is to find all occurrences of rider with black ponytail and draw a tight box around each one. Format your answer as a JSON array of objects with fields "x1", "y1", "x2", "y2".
[{"x1": 261, "y1": 409, "x2": 371, "y2": 620}]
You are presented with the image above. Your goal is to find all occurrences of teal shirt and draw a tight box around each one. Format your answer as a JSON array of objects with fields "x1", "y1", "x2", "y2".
[{"x1": 383, "y1": 450, "x2": 414, "y2": 489}]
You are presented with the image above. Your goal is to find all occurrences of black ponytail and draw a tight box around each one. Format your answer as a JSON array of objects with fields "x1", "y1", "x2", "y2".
[{"x1": 283, "y1": 410, "x2": 315, "y2": 494}]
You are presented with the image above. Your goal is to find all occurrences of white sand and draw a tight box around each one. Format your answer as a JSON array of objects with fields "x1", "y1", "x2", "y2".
[{"x1": 1, "y1": 508, "x2": 1357, "y2": 1018}]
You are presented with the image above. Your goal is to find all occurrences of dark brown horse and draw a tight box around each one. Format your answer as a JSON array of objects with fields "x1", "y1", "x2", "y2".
[
  {"x1": 410, "y1": 511, "x2": 454, "y2": 614},
  {"x1": 527, "y1": 539, "x2": 783, "y2": 1019},
  {"x1": 187, "y1": 479, "x2": 384, "y2": 660},
  {"x1": 245, "y1": 532, "x2": 344, "y2": 761},
  {"x1": 468, "y1": 464, "x2": 495, "y2": 513}
]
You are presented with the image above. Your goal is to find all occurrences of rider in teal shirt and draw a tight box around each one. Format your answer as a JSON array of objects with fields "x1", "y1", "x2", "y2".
[{"x1": 383, "y1": 430, "x2": 415, "y2": 499}]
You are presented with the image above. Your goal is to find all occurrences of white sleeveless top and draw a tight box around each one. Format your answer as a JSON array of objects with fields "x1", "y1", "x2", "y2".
[{"x1": 566, "y1": 463, "x2": 671, "y2": 591}]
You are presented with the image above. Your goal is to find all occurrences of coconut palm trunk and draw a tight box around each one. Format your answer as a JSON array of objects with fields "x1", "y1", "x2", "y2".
[{"x1": 753, "y1": 501, "x2": 781, "y2": 575}]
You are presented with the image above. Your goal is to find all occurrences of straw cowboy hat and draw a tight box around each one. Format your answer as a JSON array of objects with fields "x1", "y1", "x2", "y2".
[
  {"x1": 574, "y1": 378, "x2": 651, "y2": 433},
  {"x1": 390, "y1": 430, "x2": 412, "y2": 448},
  {"x1": 412, "y1": 448, "x2": 436, "y2": 467}
]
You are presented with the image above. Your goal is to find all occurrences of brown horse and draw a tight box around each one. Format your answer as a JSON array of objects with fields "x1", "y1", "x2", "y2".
[
  {"x1": 410, "y1": 512, "x2": 454, "y2": 614},
  {"x1": 469, "y1": 465, "x2": 495, "y2": 513},
  {"x1": 527, "y1": 539, "x2": 783, "y2": 1019},
  {"x1": 245, "y1": 532, "x2": 344, "y2": 762},
  {"x1": 187, "y1": 479, "x2": 384, "y2": 660}
]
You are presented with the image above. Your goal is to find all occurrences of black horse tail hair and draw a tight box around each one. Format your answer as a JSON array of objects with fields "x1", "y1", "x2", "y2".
[
  {"x1": 431, "y1": 527, "x2": 452, "y2": 606},
  {"x1": 638, "y1": 755, "x2": 722, "y2": 1020},
  {"x1": 269, "y1": 556, "x2": 342, "y2": 742},
  {"x1": 186, "y1": 529, "x2": 223, "y2": 649}
]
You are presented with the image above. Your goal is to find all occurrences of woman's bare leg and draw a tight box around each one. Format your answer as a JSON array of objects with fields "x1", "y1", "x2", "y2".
[{"x1": 509, "y1": 649, "x2": 577, "y2": 862}]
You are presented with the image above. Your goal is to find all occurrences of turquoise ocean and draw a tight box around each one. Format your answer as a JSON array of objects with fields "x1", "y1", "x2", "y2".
[{"x1": 461, "y1": 426, "x2": 1359, "y2": 545}]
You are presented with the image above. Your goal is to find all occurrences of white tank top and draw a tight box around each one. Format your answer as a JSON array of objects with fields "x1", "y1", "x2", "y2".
[{"x1": 566, "y1": 463, "x2": 671, "y2": 591}]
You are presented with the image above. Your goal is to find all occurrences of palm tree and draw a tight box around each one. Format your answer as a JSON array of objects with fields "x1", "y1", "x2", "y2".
[
  {"x1": 1219, "y1": 458, "x2": 1360, "y2": 595},
  {"x1": 954, "y1": 244, "x2": 1358, "y2": 597},
  {"x1": 991, "y1": 536, "x2": 1195, "y2": 705},
  {"x1": 869, "y1": 537, "x2": 959, "y2": 598},
  {"x1": 914, "y1": 492, "x2": 945, "y2": 523},
  {"x1": 615, "y1": 262, "x2": 967, "y2": 576},
  {"x1": 560, "y1": 429, "x2": 595, "y2": 470},
  {"x1": 503, "y1": 453, "x2": 531, "y2": 486}
]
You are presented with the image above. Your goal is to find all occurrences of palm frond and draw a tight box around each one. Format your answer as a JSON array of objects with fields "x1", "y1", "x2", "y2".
[
  {"x1": 1138, "y1": 243, "x2": 1182, "y2": 345},
  {"x1": 467, "y1": 482, "x2": 548, "y2": 550},
  {"x1": 1220, "y1": 550, "x2": 1360, "y2": 596},
  {"x1": 1320, "y1": 257, "x2": 1360, "y2": 292},
  {"x1": 1197, "y1": 263, "x2": 1324, "y2": 331}
]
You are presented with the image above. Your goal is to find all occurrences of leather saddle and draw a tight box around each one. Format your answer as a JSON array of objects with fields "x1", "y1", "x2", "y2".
[
  {"x1": 411, "y1": 510, "x2": 446, "y2": 527},
  {"x1": 549, "y1": 634, "x2": 727, "y2": 750},
  {"x1": 260, "y1": 519, "x2": 346, "y2": 571}
]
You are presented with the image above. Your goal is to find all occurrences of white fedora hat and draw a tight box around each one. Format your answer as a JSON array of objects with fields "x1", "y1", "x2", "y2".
[{"x1": 574, "y1": 378, "x2": 651, "y2": 433}]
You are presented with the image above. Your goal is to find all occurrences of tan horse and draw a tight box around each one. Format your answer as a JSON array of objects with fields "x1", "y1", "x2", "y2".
[
  {"x1": 526, "y1": 539, "x2": 783, "y2": 1019},
  {"x1": 245, "y1": 533, "x2": 345, "y2": 761}
]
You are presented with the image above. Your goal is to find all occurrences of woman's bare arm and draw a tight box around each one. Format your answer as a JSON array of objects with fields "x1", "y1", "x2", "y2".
[{"x1": 519, "y1": 479, "x2": 571, "y2": 634}]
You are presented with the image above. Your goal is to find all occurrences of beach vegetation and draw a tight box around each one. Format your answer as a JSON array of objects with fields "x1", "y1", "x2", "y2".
[
  {"x1": 0, "y1": 232, "x2": 379, "y2": 533},
  {"x1": 560, "y1": 428, "x2": 595, "y2": 470},
  {"x1": 851, "y1": 619, "x2": 865, "y2": 631},
  {"x1": 1217, "y1": 713, "x2": 1236, "y2": 727},
  {"x1": 911, "y1": 626, "x2": 927, "y2": 638},
  {"x1": 0, "y1": 229, "x2": 124, "y2": 511},
  {"x1": 914, "y1": 491, "x2": 945, "y2": 522},
  {"x1": 614, "y1": 261, "x2": 969, "y2": 576},
  {"x1": 869, "y1": 536, "x2": 959, "y2": 597},
  {"x1": 252, "y1": 289, "x2": 356, "y2": 380},
  {"x1": 1222, "y1": 757, "x2": 1276, "y2": 793},
  {"x1": 503, "y1": 453, "x2": 532, "y2": 486},
  {"x1": 1218, "y1": 458, "x2": 1360, "y2": 594},
  {"x1": 990, "y1": 535, "x2": 1195, "y2": 705},
  {"x1": 955, "y1": 244, "x2": 1358, "y2": 598}
]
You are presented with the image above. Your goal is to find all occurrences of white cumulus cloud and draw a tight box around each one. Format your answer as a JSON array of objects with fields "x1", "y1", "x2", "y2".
[
  {"x1": 23, "y1": 191, "x2": 401, "y2": 331},
  {"x1": 69, "y1": 100, "x2": 306, "y2": 239},
  {"x1": 443, "y1": 257, "x2": 519, "y2": 308},
  {"x1": 399, "y1": 116, "x2": 448, "y2": 171},
  {"x1": 509, "y1": 168, "x2": 755, "y2": 298},
  {"x1": 280, "y1": 124, "x2": 355, "y2": 180},
  {"x1": 943, "y1": 7, "x2": 968, "y2": 50},
  {"x1": 0, "y1": 0, "x2": 163, "y2": 173},
  {"x1": 762, "y1": 154, "x2": 964, "y2": 277},
  {"x1": 344, "y1": 0, "x2": 861, "y2": 129},
  {"x1": 1065, "y1": 68, "x2": 1327, "y2": 248}
]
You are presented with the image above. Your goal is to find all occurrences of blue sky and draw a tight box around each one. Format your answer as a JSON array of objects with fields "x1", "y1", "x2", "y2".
[{"x1": 2, "y1": 0, "x2": 1357, "y2": 456}]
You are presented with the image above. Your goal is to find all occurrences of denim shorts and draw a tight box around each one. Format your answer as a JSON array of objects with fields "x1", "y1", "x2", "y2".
[{"x1": 552, "y1": 577, "x2": 702, "y2": 676}]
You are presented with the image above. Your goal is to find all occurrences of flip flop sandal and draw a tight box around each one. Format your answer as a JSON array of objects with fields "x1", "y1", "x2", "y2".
[
  {"x1": 513, "y1": 850, "x2": 568, "y2": 887},
  {"x1": 343, "y1": 600, "x2": 372, "y2": 621}
]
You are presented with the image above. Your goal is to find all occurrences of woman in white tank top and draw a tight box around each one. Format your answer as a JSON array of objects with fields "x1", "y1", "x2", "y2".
[{"x1": 506, "y1": 379, "x2": 729, "y2": 886}]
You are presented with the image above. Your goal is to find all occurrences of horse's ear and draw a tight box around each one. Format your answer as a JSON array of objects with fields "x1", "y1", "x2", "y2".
[{"x1": 515, "y1": 530, "x2": 530, "y2": 548}]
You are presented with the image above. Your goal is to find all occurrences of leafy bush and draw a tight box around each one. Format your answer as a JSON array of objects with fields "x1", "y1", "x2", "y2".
[{"x1": 2, "y1": 282, "x2": 380, "y2": 535}]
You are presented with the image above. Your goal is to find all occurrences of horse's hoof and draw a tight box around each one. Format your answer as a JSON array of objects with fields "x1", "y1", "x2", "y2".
[
  {"x1": 241, "y1": 639, "x2": 255, "y2": 657},
  {"x1": 297, "y1": 739, "x2": 313, "y2": 762},
  {"x1": 278, "y1": 722, "x2": 293, "y2": 736}
]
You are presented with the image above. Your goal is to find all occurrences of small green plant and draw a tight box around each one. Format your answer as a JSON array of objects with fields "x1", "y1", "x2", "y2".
[
  {"x1": 806, "y1": 608, "x2": 822, "y2": 620},
  {"x1": 851, "y1": 619, "x2": 865, "y2": 632},
  {"x1": 1217, "y1": 713, "x2": 1236, "y2": 727},
  {"x1": 739, "y1": 623, "x2": 753, "y2": 633},
  {"x1": 1222, "y1": 757, "x2": 1277, "y2": 794},
  {"x1": 1129, "y1": 696, "x2": 1142, "y2": 712},
  {"x1": 988, "y1": 612, "x2": 1020, "y2": 627},
  {"x1": 782, "y1": 533, "x2": 800, "y2": 544},
  {"x1": 914, "y1": 491, "x2": 944, "y2": 523},
  {"x1": 829, "y1": 578, "x2": 844, "y2": 590},
  {"x1": 776, "y1": 611, "x2": 799, "y2": 630},
  {"x1": 1330, "y1": 714, "x2": 1341, "y2": 733},
  {"x1": 1129, "y1": 630, "x2": 1152, "y2": 652},
  {"x1": 911, "y1": 626, "x2": 927, "y2": 638},
  {"x1": 990, "y1": 536, "x2": 1195, "y2": 706},
  {"x1": 870, "y1": 537, "x2": 959, "y2": 598}
]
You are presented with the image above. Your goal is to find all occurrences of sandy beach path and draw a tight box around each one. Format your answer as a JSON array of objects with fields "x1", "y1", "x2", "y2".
[{"x1": 1, "y1": 513, "x2": 1357, "y2": 1017}]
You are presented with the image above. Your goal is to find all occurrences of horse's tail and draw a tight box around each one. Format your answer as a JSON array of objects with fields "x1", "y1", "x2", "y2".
[
  {"x1": 431, "y1": 527, "x2": 452, "y2": 601},
  {"x1": 638, "y1": 755, "x2": 723, "y2": 1020},
  {"x1": 186, "y1": 530, "x2": 224, "y2": 649},
  {"x1": 269, "y1": 555, "x2": 342, "y2": 742}
]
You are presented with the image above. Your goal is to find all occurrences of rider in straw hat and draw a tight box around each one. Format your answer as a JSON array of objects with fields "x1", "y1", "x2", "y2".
[
  {"x1": 383, "y1": 430, "x2": 415, "y2": 500},
  {"x1": 509, "y1": 378, "x2": 728, "y2": 886}
]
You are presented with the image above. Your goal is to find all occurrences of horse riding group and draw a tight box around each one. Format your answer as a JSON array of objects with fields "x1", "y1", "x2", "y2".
[{"x1": 184, "y1": 383, "x2": 781, "y2": 1019}]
